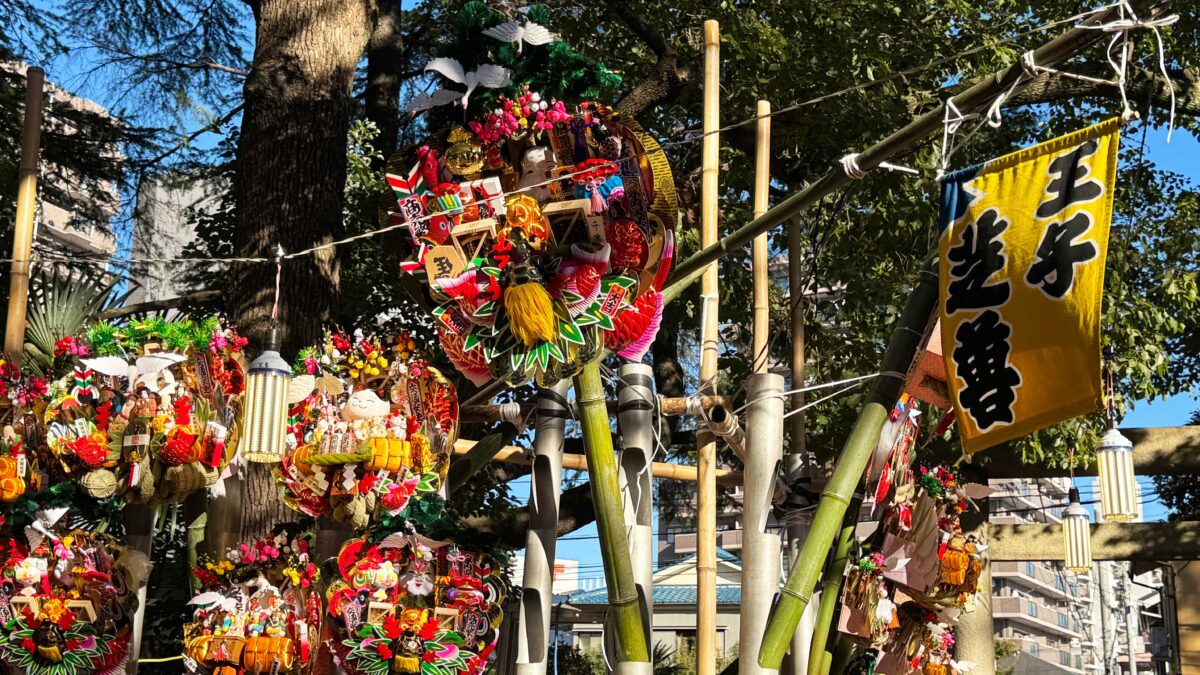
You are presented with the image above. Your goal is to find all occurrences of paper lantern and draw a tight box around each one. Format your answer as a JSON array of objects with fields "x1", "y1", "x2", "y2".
[
  {"x1": 241, "y1": 326, "x2": 291, "y2": 463},
  {"x1": 1096, "y1": 427, "x2": 1138, "y2": 522},
  {"x1": 1062, "y1": 487, "x2": 1092, "y2": 573}
]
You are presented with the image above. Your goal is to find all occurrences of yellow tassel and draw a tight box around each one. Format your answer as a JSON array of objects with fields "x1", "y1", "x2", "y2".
[
  {"x1": 393, "y1": 655, "x2": 422, "y2": 673},
  {"x1": 37, "y1": 645, "x2": 63, "y2": 663},
  {"x1": 505, "y1": 282, "x2": 556, "y2": 347}
]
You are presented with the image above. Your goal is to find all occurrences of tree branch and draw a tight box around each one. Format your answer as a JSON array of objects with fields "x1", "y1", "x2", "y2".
[
  {"x1": 459, "y1": 481, "x2": 596, "y2": 549},
  {"x1": 1008, "y1": 64, "x2": 1200, "y2": 118},
  {"x1": 605, "y1": 0, "x2": 689, "y2": 119}
]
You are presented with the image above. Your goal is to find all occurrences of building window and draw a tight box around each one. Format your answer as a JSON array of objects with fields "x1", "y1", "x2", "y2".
[
  {"x1": 1060, "y1": 651, "x2": 1072, "y2": 666},
  {"x1": 1028, "y1": 642, "x2": 1040, "y2": 657},
  {"x1": 1058, "y1": 613, "x2": 1068, "y2": 629},
  {"x1": 1055, "y1": 576, "x2": 1065, "y2": 591},
  {"x1": 1027, "y1": 601, "x2": 1037, "y2": 618},
  {"x1": 1025, "y1": 562, "x2": 1036, "y2": 577}
]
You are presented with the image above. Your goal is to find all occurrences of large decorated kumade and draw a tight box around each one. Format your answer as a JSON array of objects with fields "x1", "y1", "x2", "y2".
[{"x1": 387, "y1": 95, "x2": 676, "y2": 386}]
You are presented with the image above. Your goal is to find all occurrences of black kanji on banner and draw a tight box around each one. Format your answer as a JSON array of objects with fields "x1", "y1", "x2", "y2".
[
  {"x1": 1035, "y1": 140, "x2": 1103, "y2": 219},
  {"x1": 1025, "y1": 212, "x2": 1099, "y2": 299},
  {"x1": 945, "y1": 208, "x2": 1011, "y2": 314},
  {"x1": 952, "y1": 309, "x2": 1021, "y2": 431}
]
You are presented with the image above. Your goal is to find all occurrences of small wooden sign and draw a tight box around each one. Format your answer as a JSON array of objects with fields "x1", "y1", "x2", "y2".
[{"x1": 424, "y1": 245, "x2": 467, "y2": 284}]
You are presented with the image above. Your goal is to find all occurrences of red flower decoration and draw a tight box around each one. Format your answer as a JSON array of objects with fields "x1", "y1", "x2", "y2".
[
  {"x1": 376, "y1": 642, "x2": 394, "y2": 660},
  {"x1": 21, "y1": 638, "x2": 35, "y2": 653},
  {"x1": 419, "y1": 619, "x2": 438, "y2": 641},
  {"x1": 383, "y1": 614, "x2": 403, "y2": 640}
]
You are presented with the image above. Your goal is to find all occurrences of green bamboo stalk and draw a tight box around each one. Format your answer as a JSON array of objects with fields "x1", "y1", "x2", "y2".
[
  {"x1": 808, "y1": 491, "x2": 863, "y2": 675},
  {"x1": 574, "y1": 359, "x2": 651, "y2": 663},
  {"x1": 758, "y1": 262, "x2": 938, "y2": 668},
  {"x1": 828, "y1": 635, "x2": 857, "y2": 675}
]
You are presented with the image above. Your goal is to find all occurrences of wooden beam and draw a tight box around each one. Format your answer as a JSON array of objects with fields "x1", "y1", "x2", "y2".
[
  {"x1": 983, "y1": 426, "x2": 1200, "y2": 478},
  {"x1": 459, "y1": 394, "x2": 729, "y2": 423},
  {"x1": 990, "y1": 522, "x2": 1200, "y2": 561},
  {"x1": 451, "y1": 439, "x2": 743, "y2": 486}
]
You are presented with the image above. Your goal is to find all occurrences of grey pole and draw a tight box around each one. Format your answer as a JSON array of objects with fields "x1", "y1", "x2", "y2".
[
  {"x1": 516, "y1": 380, "x2": 572, "y2": 674},
  {"x1": 1124, "y1": 567, "x2": 1140, "y2": 675},
  {"x1": 613, "y1": 362, "x2": 656, "y2": 675},
  {"x1": 740, "y1": 373, "x2": 785, "y2": 674}
]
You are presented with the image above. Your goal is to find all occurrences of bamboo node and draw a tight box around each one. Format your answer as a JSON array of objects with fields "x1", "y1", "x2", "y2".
[
  {"x1": 819, "y1": 490, "x2": 851, "y2": 507},
  {"x1": 779, "y1": 586, "x2": 811, "y2": 603}
]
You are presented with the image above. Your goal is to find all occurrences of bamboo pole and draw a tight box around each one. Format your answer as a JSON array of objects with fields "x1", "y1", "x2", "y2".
[
  {"x1": 739, "y1": 373, "x2": 784, "y2": 675},
  {"x1": 751, "y1": 100, "x2": 772, "y2": 374},
  {"x1": 459, "y1": 394, "x2": 729, "y2": 423},
  {"x1": 697, "y1": 19, "x2": 721, "y2": 675},
  {"x1": 758, "y1": 261, "x2": 938, "y2": 667},
  {"x1": 954, "y1": 496, "x2": 994, "y2": 674},
  {"x1": 516, "y1": 381, "x2": 571, "y2": 675},
  {"x1": 574, "y1": 360, "x2": 650, "y2": 663},
  {"x1": 614, "y1": 363, "x2": 655, "y2": 675},
  {"x1": 806, "y1": 492, "x2": 862, "y2": 675},
  {"x1": 661, "y1": 0, "x2": 1169, "y2": 305},
  {"x1": 450, "y1": 439, "x2": 745, "y2": 485},
  {"x1": 5, "y1": 66, "x2": 44, "y2": 359}
]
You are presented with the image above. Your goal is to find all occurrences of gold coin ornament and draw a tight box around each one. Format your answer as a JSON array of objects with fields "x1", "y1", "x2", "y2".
[{"x1": 386, "y1": 91, "x2": 677, "y2": 386}]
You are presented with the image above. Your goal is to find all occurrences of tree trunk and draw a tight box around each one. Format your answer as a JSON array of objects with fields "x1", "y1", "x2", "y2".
[
  {"x1": 365, "y1": 0, "x2": 404, "y2": 167},
  {"x1": 225, "y1": 0, "x2": 373, "y2": 544},
  {"x1": 231, "y1": 0, "x2": 373, "y2": 355}
]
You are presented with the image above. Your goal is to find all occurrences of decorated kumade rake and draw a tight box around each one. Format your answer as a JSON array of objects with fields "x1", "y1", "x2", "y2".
[
  {"x1": 386, "y1": 95, "x2": 677, "y2": 386},
  {"x1": 184, "y1": 530, "x2": 321, "y2": 675},
  {"x1": 0, "y1": 318, "x2": 247, "y2": 510},
  {"x1": 277, "y1": 332, "x2": 459, "y2": 529},
  {"x1": 327, "y1": 535, "x2": 507, "y2": 675},
  {"x1": 0, "y1": 520, "x2": 149, "y2": 675}
]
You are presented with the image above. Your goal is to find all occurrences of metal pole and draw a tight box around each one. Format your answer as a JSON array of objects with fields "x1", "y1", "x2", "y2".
[
  {"x1": 5, "y1": 66, "x2": 44, "y2": 358},
  {"x1": 517, "y1": 381, "x2": 571, "y2": 674},
  {"x1": 1099, "y1": 561, "x2": 1116, "y2": 673},
  {"x1": 740, "y1": 373, "x2": 784, "y2": 674},
  {"x1": 615, "y1": 363, "x2": 656, "y2": 674},
  {"x1": 697, "y1": 18, "x2": 721, "y2": 675},
  {"x1": 1124, "y1": 566, "x2": 1140, "y2": 675},
  {"x1": 751, "y1": 100, "x2": 772, "y2": 374}
]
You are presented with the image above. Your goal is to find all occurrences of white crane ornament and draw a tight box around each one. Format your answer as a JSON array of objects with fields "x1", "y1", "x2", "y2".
[{"x1": 423, "y1": 57, "x2": 510, "y2": 109}]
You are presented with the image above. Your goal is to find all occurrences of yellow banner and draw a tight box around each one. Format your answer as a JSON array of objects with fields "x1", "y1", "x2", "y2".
[{"x1": 938, "y1": 119, "x2": 1121, "y2": 454}]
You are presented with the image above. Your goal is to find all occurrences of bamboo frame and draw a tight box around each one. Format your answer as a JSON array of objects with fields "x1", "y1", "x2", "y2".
[
  {"x1": 450, "y1": 441, "x2": 745, "y2": 485},
  {"x1": 5, "y1": 66, "x2": 44, "y2": 358},
  {"x1": 807, "y1": 493, "x2": 862, "y2": 675},
  {"x1": 459, "y1": 394, "x2": 729, "y2": 423},
  {"x1": 615, "y1": 363, "x2": 655, "y2": 675},
  {"x1": 751, "y1": 100, "x2": 771, "y2": 374},
  {"x1": 574, "y1": 360, "x2": 650, "y2": 663},
  {"x1": 697, "y1": 19, "x2": 721, "y2": 675}
]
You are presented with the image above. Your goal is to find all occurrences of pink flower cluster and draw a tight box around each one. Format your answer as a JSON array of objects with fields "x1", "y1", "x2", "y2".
[
  {"x1": 468, "y1": 87, "x2": 572, "y2": 144},
  {"x1": 53, "y1": 336, "x2": 88, "y2": 357},
  {"x1": 209, "y1": 328, "x2": 249, "y2": 355}
]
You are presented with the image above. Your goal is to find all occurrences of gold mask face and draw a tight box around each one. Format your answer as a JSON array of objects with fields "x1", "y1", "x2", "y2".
[{"x1": 445, "y1": 127, "x2": 484, "y2": 176}]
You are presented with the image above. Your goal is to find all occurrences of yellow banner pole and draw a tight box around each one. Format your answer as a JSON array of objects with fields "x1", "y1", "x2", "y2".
[
  {"x1": 5, "y1": 66, "x2": 44, "y2": 359},
  {"x1": 752, "y1": 100, "x2": 771, "y2": 373}
]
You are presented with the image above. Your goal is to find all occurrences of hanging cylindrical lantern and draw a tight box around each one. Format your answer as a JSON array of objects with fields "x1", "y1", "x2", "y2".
[
  {"x1": 1062, "y1": 487, "x2": 1092, "y2": 573},
  {"x1": 241, "y1": 325, "x2": 291, "y2": 463},
  {"x1": 1096, "y1": 427, "x2": 1138, "y2": 522}
]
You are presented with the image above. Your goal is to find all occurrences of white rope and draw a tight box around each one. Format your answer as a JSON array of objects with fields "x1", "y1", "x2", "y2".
[
  {"x1": 498, "y1": 401, "x2": 524, "y2": 428},
  {"x1": 685, "y1": 395, "x2": 708, "y2": 421},
  {"x1": 782, "y1": 381, "x2": 866, "y2": 420},
  {"x1": 840, "y1": 154, "x2": 921, "y2": 179},
  {"x1": 731, "y1": 372, "x2": 879, "y2": 416}
]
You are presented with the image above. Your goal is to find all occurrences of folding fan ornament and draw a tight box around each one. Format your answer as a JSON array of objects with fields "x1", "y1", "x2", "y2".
[
  {"x1": 327, "y1": 536, "x2": 508, "y2": 675},
  {"x1": 0, "y1": 524, "x2": 145, "y2": 675},
  {"x1": 386, "y1": 99, "x2": 676, "y2": 386},
  {"x1": 184, "y1": 529, "x2": 320, "y2": 675},
  {"x1": 276, "y1": 332, "x2": 459, "y2": 530}
]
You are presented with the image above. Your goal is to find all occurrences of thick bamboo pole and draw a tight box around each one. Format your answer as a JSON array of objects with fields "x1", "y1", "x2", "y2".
[
  {"x1": 807, "y1": 492, "x2": 862, "y2": 675},
  {"x1": 614, "y1": 363, "x2": 655, "y2": 675},
  {"x1": 125, "y1": 504, "x2": 156, "y2": 675},
  {"x1": 954, "y1": 498, "x2": 994, "y2": 674},
  {"x1": 751, "y1": 100, "x2": 772, "y2": 374},
  {"x1": 5, "y1": 66, "x2": 44, "y2": 358},
  {"x1": 574, "y1": 360, "x2": 650, "y2": 663},
  {"x1": 758, "y1": 262, "x2": 938, "y2": 667},
  {"x1": 662, "y1": 0, "x2": 1169, "y2": 302},
  {"x1": 697, "y1": 19, "x2": 721, "y2": 674},
  {"x1": 739, "y1": 373, "x2": 784, "y2": 675},
  {"x1": 516, "y1": 381, "x2": 571, "y2": 675}
]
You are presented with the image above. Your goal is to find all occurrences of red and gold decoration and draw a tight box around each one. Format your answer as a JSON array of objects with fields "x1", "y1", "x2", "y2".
[
  {"x1": 276, "y1": 332, "x2": 459, "y2": 528},
  {"x1": 387, "y1": 99, "x2": 676, "y2": 386},
  {"x1": 327, "y1": 536, "x2": 507, "y2": 675},
  {"x1": 184, "y1": 529, "x2": 320, "y2": 675},
  {"x1": 0, "y1": 520, "x2": 146, "y2": 675}
]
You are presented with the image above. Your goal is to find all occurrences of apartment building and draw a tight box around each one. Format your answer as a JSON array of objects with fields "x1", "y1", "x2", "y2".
[{"x1": 3, "y1": 62, "x2": 122, "y2": 262}]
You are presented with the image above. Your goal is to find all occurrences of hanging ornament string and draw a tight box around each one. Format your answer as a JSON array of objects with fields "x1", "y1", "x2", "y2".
[
  {"x1": 1102, "y1": 352, "x2": 1118, "y2": 431},
  {"x1": 1086, "y1": 0, "x2": 1179, "y2": 139},
  {"x1": 271, "y1": 243, "x2": 284, "y2": 325}
]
